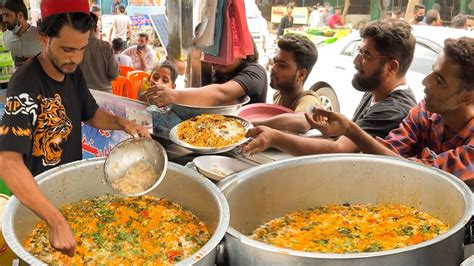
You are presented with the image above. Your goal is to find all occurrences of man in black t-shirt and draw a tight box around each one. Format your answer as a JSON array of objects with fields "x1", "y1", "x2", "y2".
[
  {"x1": 0, "y1": 0, "x2": 150, "y2": 257},
  {"x1": 242, "y1": 20, "x2": 417, "y2": 156},
  {"x1": 277, "y1": 4, "x2": 294, "y2": 38},
  {"x1": 144, "y1": 41, "x2": 268, "y2": 107}
]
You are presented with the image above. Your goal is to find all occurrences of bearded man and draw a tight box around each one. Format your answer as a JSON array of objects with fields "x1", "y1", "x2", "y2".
[
  {"x1": 0, "y1": 0, "x2": 150, "y2": 256},
  {"x1": 2, "y1": 0, "x2": 42, "y2": 66},
  {"x1": 242, "y1": 19, "x2": 417, "y2": 156}
]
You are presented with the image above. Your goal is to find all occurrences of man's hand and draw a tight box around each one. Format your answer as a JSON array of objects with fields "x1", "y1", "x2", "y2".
[
  {"x1": 144, "y1": 85, "x2": 178, "y2": 107},
  {"x1": 48, "y1": 215, "x2": 76, "y2": 257},
  {"x1": 122, "y1": 119, "x2": 151, "y2": 139},
  {"x1": 305, "y1": 108, "x2": 351, "y2": 138},
  {"x1": 136, "y1": 49, "x2": 145, "y2": 60},
  {"x1": 241, "y1": 126, "x2": 277, "y2": 155}
]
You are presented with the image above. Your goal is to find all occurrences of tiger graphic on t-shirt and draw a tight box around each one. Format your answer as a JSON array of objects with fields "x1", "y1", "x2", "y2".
[{"x1": 32, "y1": 94, "x2": 73, "y2": 166}]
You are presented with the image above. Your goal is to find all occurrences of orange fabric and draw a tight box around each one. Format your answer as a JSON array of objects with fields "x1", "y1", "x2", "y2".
[
  {"x1": 111, "y1": 76, "x2": 132, "y2": 97},
  {"x1": 127, "y1": 71, "x2": 150, "y2": 99},
  {"x1": 118, "y1": 65, "x2": 134, "y2": 77}
]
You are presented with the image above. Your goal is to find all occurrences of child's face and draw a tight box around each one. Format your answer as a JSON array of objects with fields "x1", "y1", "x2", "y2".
[{"x1": 150, "y1": 67, "x2": 175, "y2": 89}]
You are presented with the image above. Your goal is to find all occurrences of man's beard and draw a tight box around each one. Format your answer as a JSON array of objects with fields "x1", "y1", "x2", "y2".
[
  {"x1": 5, "y1": 16, "x2": 19, "y2": 31},
  {"x1": 270, "y1": 73, "x2": 297, "y2": 92},
  {"x1": 352, "y1": 66, "x2": 384, "y2": 92},
  {"x1": 47, "y1": 47, "x2": 77, "y2": 74}
]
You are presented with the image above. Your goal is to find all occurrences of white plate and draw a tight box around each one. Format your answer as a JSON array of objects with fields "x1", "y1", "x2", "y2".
[
  {"x1": 169, "y1": 115, "x2": 253, "y2": 154},
  {"x1": 193, "y1": 155, "x2": 253, "y2": 181}
]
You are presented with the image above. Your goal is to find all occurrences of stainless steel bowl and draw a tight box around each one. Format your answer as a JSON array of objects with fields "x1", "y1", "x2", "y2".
[
  {"x1": 171, "y1": 96, "x2": 250, "y2": 120},
  {"x1": 3, "y1": 158, "x2": 230, "y2": 265},
  {"x1": 219, "y1": 154, "x2": 473, "y2": 266},
  {"x1": 104, "y1": 137, "x2": 168, "y2": 196}
]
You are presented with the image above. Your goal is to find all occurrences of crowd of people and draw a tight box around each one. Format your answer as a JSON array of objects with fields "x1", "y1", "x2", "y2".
[{"x1": 0, "y1": 0, "x2": 472, "y2": 257}]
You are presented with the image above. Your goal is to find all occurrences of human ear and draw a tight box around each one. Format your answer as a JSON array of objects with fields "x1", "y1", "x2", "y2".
[
  {"x1": 459, "y1": 90, "x2": 473, "y2": 104},
  {"x1": 387, "y1": 59, "x2": 399, "y2": 76},
  {"x1": 298, "y1": 68, "x2": 308, "y2": 82}
]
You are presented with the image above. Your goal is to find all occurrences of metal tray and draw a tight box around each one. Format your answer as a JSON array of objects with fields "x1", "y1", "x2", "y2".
[{"x1": 169, "y1": 115, "x2": 253, "y2": 154}]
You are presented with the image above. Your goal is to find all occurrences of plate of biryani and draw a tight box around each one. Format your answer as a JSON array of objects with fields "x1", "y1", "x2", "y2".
[{"x1": 169, "y1": 114, "x2": 253, "y2": 154}]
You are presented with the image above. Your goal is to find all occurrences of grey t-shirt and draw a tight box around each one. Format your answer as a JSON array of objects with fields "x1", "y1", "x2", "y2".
[
  {"x1": 352, "y1": 87, "x2": 417, "y2": 138},
  {"x1": 3, "y1": 25, "x2": 41, "y2": 65}
]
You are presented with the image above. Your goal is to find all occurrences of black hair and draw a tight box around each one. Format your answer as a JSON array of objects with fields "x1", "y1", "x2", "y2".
[
  {"x1": 278, "y1": 33, "x2": 318, "y2": 82},
  {"x1": 89, "y1": 12, "x2": 98, "y2": 30},
  {"x1": 3, "y1": 0, "x2": 28, "y2": 20},
  {"x1": 426, "y1": 10, "x2": 439, "y2": 25},
  {"x1": 112, "y1": 38, "x2": 125, "y2": 51},
  {"x1": 138, "y1": 32, "x2": 149, "y2": 41},
  {"x1": 414, "y1": 3, "x2": 425, "y2": 11},
  {"x1": 118, "y1": 4, "x2": 126, "y2": 13},
  {"x1": 91, "y1": 6, "x2": 101, "y2": 13},
  {"x1": 360, "y1": 19, "x2": 415, "y2": 77},
  {"x1": 155, "y1": 60, "x2": 178, "y2": 84},
  {"x1": 39, "y1": 12, "x2": 93, "y2": 37},
  {"x1": 444, "y1": 37, "x2": 474, "y2": 91},
  {"x1": 452, "y1": 14, "x2": 467, "y2": 29}
]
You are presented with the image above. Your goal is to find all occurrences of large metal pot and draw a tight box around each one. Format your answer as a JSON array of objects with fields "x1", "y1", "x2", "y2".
[
  {"x1": 219, "y1": 154, "x2": 473, "y2": 266},
  {"x1": 2, "y1": 157, "x2": 230, "y2": 265}
]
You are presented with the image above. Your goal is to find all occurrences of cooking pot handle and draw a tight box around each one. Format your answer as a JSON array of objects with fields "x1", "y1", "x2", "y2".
[{"x1": 465, "y1": 216, "x2": 474, "y2": 244}]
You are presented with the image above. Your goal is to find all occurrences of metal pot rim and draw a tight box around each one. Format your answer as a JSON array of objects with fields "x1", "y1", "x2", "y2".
[
  {"x1": 3, "y1": 157, "x2": 230, "y2": 265},
  {"x1": 221, "y1": 154, "x2": 473, "y2": 259}
]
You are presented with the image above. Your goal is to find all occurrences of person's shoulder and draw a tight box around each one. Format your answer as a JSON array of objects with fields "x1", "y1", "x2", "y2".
[
  {"x1": 122, "y1": 45, "x2": 136, "y2": 53},
  {"x1": 242, "y1": 62, "x2": 266, "y2": 73},
  {"x1": 238, "y1": 63, "x2": 267, "y2": 79},
  {"x1": 26, "y1": 25, "x2": 40, "y2": 35},
  {"x1": 97, "y1": 38, "x2": 113, "y2": 49},
  {"x1": 3, "y1": 30, "x2": 15, "y2": 40},
  {"x1": 8, "y1": 57, "x2": 42, "y2": 89},
  {"x1": 388, "y1": 87, "x2": 417, "y2": 105}
]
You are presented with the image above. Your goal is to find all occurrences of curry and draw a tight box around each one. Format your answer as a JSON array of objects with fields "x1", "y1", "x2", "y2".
[
  {"x1": 25, "y1": 194, "x2": 210, "y2": 264},
  {"x1": 250, "y1": 204, "x2": 448, "y2": 253}
]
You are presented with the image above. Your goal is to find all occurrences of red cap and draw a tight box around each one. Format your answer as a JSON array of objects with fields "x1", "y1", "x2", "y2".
[{"x1": 41, "y1": 0, "x2": 90, "y2": 19}]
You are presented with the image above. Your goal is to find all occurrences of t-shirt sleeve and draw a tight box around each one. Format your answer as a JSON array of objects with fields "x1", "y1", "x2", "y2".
[
  {"x1": 0, "y1": 82, "x2": 39, "y2": 155},
  {"x1": 232, "y1": 64, "x2": 267, "y2": 100},
  {"x1": 294, "y1": 92, "x2": 322, "y2": 113},
  {"x1": 76, "y1": 68, "x2": 99, "y2": 121}
]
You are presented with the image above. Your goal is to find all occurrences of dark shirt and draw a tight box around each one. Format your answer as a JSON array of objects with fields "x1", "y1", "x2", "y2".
[
  {"x1": 352, "y1": 88, "x2": 417, "y2": 138},
  {"x1": 277, "y1": 15, "x2": 294, "y2": 37},
  {"x1": 0, "y1": 56, "x2": 98, "y2": 176},
  {"x1": 207, "y1": 62, "x2": 268, "y2": 104}
]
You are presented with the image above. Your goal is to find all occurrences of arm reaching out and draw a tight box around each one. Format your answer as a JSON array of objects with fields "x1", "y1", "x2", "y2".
[
  {"x1": 0, "y1": 152, "x2": 76, "y2": 256},
  {"x1": 86, "y1": 109, "x2": 151, "y2": 139},
  {"x1": 307, "y1": 108, "x2": 399, "y2": 157}
]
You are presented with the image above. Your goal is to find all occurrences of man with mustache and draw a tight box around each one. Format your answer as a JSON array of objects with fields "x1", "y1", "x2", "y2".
[
  {"x1": 409, "y1": 3, "x2": 426, "y2": 25},
  {"x1": 306, "y1": 37, "x2": 473, "y2": 180},
  {"x1": 0, "y1": 0, "x2": 150, "y2": 256},
  {"x1": 251, "y1": 33, "x2": 322, "y2": 134},
  {"x1": 122, "y1": 32, "x2": 157, "y2": 71},
  {"x1": 2, "y1": 0, "x2": 41, "y2": 67},
  {"x1": 242, "y1": 20, "x2": 417, "y2": 156}
]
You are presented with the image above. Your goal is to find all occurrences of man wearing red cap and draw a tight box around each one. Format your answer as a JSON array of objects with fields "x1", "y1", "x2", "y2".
[{"x1": 0, "y1": 0, "x2": 150, "y2": 256}]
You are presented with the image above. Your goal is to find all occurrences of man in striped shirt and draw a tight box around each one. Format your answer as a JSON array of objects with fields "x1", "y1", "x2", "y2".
[{"x1": 307, "y1": 37, "x2": 473, "y2": 180}]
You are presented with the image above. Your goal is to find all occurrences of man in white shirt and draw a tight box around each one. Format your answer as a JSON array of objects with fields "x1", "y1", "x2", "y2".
[
  {"x1": 108, "y1": 4, "x2": 131, "y2": 45},
  {"x1": 308, "y1": 5, "x2": 321, "y2": 28},
  {"x1": 122, "y1": 32, "x2": 157, "y2": 71},
  {"x1": 112, "y1": 38, "x2": 132, "y2": 67},
  {"x1": 2, "y1": 0, "x2": 41, "y2": 67}
]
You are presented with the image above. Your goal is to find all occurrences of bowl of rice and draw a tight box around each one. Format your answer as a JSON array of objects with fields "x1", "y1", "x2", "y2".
[{"x1": 104, "y1": 138, "x2": 168, "y2": 196}]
